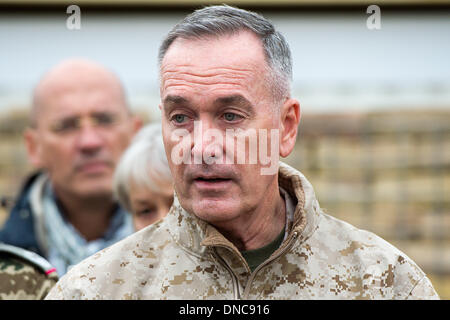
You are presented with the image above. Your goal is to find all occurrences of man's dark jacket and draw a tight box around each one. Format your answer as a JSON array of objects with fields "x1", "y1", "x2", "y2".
[{"x1": 0, "y1": 172, "x2": 45, "y2": 256}]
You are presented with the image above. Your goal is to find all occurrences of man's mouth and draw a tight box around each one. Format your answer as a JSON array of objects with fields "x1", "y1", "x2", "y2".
[
  {"x1": 194, "y1": 177, "x2": 230, "y2": 183},
  {"x1": 192, "y1": 176, "x2": 233, "y2": 191},
  {"x1": 76, "y1": 161, "x2": 111, "y2": 175}
]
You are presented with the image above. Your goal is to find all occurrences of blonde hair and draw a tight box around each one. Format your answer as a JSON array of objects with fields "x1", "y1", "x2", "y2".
[{"x1": 113, "y1": 123, "x2": 172, "y2": 212}]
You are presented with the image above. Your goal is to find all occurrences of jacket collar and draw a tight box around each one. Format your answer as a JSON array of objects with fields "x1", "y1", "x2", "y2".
[
  {"x1": 0, "y1": 171, "x2": 44, "y2": 255},
  {"x1": 278, "y1": 161, "x2": 321, "y2": 244},
  {"x1": 165, "y1": 162, "x2": 321, "y2": 258}
]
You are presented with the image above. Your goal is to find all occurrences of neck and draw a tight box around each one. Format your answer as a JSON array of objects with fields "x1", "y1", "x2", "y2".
[
  {"x1": 53, "y1": 189, "x2": 116, "y2": 241},
  {"x1": 215, "y1": 181, "x2": 286, "y2": 252}
]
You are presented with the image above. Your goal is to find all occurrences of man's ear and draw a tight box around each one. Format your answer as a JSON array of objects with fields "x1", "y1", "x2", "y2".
[
  {"x1": 279, "y1": 98, "x2": 301, "y2": 158},
  {"x1": 24, "y1": 128, "x2": 43, "y2": 168},
  {"x1": 127, "y1": 114, "x2": 143, "y2": 139},
  {"x1": 132, "y1": 115, "x2": 143, "y2": 134}
]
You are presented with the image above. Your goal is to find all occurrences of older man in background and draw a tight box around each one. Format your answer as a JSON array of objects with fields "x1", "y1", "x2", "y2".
[{"x1": 0, "y1": 59, "x2": 141, "y2": 276}]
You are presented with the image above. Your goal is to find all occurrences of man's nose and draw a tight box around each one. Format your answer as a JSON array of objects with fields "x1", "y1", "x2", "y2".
[
  {"x1": 76, "y1": 125, "x2": 104, "y2": 152},
  {"x1": 191, "y1": 120, "x2": 206, "y2": 158},
  {"x1": 191, "y1": 120, "x2": 223, "y2": 164}
]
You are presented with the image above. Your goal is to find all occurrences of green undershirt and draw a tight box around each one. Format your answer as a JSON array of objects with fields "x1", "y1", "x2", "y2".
[{"x1": 241, "y1": 227, "x2": 286, "y2": 273}]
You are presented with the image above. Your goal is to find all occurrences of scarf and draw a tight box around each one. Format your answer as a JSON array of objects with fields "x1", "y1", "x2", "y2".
[{"x1": 37, "y1": 178, "x2": 133, "y2": 277}]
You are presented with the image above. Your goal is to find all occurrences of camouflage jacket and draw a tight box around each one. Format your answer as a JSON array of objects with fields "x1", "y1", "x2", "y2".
[
  {"x1": 0, "y1": 243, "x2": 58, "y2": 299},
  {"x1": 46, "y1": 162, "x2": 439, "y2": 300}
]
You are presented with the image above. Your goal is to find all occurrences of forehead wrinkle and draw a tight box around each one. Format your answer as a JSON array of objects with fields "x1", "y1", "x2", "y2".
[
  {"x1": 161, "y1": 69, "x2": 259, "y2": 102},
  {"x1": 162, "y1": 64, "x2": 255, "y2": 77},
  {"x1": 161, "y1": 76, "x2": 269, "y2": 117},
  {"x1": 160, "y1": 30, "x2": 274, "y2": 98},
  {"x1": 163, "y1": 80, "x2": 250, "y2": 96},
  {"x1": 161, "y1": 66, "x2": 256, "y2": 90}
]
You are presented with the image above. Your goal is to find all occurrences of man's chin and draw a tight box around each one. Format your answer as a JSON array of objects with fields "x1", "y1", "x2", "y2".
[
  {"x1": 189, "y1": 198, "x2": 241, "y2": 224},
  {"x1": 69, "y1": 182, "x2": 113, "y2": 200}
]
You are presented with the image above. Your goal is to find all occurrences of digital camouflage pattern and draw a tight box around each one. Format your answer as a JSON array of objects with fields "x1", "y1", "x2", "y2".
[
  {"x1": 0, "y1": 243, "x2": 58, "y2": 299},
  {"x1": 46, "y1": 162, "x2": 439, "y2": 300}
]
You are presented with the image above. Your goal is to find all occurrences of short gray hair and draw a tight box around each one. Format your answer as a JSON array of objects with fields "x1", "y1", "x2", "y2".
[
  {"x1": 113, "y1": 123, "x2": 173, "y2": 212},
  {"x1": 158, "y1": 5, "x2": 292, "y2": 103}
]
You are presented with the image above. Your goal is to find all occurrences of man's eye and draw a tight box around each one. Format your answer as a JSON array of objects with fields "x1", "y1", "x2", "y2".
[
  {"x1": 92, "y1": 113, "x2": 116, "y2": 126},
  {"x1": 51, "y1": 118, "x2": 80, "y2": 132},
  {"x1": 173, "y1": 114, "x2": 187, "y2": 124},
  {"x1": 223, "y1": 113, "x2": 241, "y2": 122}
]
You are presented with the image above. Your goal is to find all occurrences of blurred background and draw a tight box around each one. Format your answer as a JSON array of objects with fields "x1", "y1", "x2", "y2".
[{"x1": 0, "y1": 0, "x2": 449, "y2": 298}]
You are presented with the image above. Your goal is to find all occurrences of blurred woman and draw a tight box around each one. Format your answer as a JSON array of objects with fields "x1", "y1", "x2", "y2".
[{"x1": 113, "y1": 123, "x2": 173, "y2": 231}]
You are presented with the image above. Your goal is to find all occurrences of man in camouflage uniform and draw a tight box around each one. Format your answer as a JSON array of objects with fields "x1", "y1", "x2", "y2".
[
  {"x1": 1, "y1": 243, "x2": 57, "y2": 299},
  {"x1": 46, "y1": 5, "x2": 439, "y2": 299}
]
